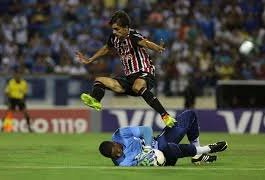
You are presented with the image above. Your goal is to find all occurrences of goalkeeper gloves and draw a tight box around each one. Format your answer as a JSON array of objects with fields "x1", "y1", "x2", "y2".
[
  {"x1": 138, "y1": 156, "x2": 155, "y2": 166},
  {"x1": 162, "y1": 114, "x2": 176, "y2": 128},
  {"x1": 136, "y1": 149, "x2": 156, "y2": 166}
]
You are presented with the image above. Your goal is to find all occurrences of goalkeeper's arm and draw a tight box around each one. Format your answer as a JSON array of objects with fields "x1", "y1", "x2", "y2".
[
  {"x1": 138, "y1": 126, "x2": 153, "y2": 147},
  {"x1": 119, "y1": 126, "x2": 153, "y2": 148}
]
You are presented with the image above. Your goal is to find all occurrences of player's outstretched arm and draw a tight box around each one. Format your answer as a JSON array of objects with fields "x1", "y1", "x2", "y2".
[
  {"x1": 76, "y1": 45, "x2": 110, "y2": 64},
  {"x1": 138, "y1": 39, "x2": 165, "y2": 53}
]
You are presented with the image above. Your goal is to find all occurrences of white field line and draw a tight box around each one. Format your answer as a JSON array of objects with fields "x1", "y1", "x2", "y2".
[{"x1": 0, "y1": 166, "x2": 264, "y2": 171}]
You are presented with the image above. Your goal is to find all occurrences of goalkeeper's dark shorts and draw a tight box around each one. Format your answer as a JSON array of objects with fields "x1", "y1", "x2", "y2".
[
  {"x1": 114, "y1": 71, "x2": 156, "y2": 96},
  {"x1": 156, "y1": 110, "x2": 200, "y2": 166}
]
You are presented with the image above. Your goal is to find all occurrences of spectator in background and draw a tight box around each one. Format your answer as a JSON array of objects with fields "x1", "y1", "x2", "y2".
[
  {"x1": 0, "y1": 0, "x2": 264, "y2": 99},
  {"x1": 1, "y1": 69, "x2": 32, "y2": 132},
  {"x1": 184, "y1": 75, "x2": 197, "y2": 108},
  {"x1": 216, "y1": 62, "x2": 235, "y2": 80},
  {"x1": 161, "y1": 57, "x2": 178, "y2": 96}
]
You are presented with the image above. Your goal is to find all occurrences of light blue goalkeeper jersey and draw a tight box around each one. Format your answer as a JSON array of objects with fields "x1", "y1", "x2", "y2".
[{"x1": 111, "y1": 126, "x2": 152, "y2": 166}]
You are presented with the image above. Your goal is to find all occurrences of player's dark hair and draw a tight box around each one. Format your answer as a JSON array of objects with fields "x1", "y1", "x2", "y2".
[
  {"x1": 109, "y1": 10, "x2": 131, "y2": 27},
  {"x1": 99, "y1": 141, "x2": 114, "y2": 158}
]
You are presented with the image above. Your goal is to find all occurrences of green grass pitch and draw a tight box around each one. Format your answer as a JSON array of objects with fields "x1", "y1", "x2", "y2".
[{"x1": 0, "y1": 133, "x2": 264, "y2": 180}]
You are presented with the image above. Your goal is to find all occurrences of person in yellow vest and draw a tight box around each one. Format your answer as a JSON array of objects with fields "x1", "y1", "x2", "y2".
[{"x1": 2, "y1": 70, "x2": 32, "y2": 132}]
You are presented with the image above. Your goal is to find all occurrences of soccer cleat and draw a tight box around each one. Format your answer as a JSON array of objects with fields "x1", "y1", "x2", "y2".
[
  {"x1": 191, "y1": 154, "x2": 217, "y2": 165},
  {"x1": 208, "y1": 141, "x2": 228, "y2": 153},
  {"x1": 162, "y1": 114, "x2": 176, "y2": 128},
  {"x1": 80, "y1": 93, "x2": 102, "y2": 111}
]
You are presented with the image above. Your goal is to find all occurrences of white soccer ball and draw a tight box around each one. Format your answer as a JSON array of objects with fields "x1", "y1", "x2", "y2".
[
  {"x1": 153, "y1": 149, "x2": 166, "y2": 166},
  {"x1": 239, "y1": 40, "x2": 254, "y2": 55}
]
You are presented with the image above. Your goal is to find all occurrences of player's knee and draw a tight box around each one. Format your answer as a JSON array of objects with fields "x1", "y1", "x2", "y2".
[
  {"x1": 183, "y1": 109, "x2": 195, "y2": 114},
  {"x1": 132, "y1": 84, "x2": 143, "y2": 94},
  {"x1": 132, "y1": 78, "x2": 147, "y2": 94},
  {"x1": 183, "y1": 110, "x2": 196, "y2": 120},
  {"x1": 95, "y1": 77, "x2": 105, "y2": 84},
  {"x1": 94, "y1": 78, "x2": 108, "y2": 89}
]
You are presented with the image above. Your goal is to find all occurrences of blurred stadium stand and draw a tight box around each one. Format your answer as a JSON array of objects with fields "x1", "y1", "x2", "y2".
[
  {"x1": 0, "y1": 75, "x2": 215, "y2": 108},
  {"x1": 0, "y1": 0, "x2": 265, "y2": 108}
]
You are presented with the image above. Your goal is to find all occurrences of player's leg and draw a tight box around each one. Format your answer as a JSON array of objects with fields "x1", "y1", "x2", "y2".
[
  {"x1": 157, "y1": 109, "x2": 228, "y2": 151},
  {"x1": 81, "y1": 76, "x2": 125, "y2": 110},
  {"x1": 190, "y1": 141, "x2": 227, "y2": 165},
  {"x1": 133, "y1": 78, "x2": 166, "y2": 115},
  {"x1": 157, "y1": 110, "x2": 227, "y2": 165},
  {"x1": 162, "y1": 143, "x2": 197, "y2": 166},
  {"x1": 179, "y1": 110, "x2": 200, "y2": 146},
  {"x1": 19, "y1": 99, "x2": 32, "y2": 132},
  {"x1": 156, "y1": 110, "x2": 212, "y2": 163},
  {"x1": 161, "y1": 143, "x2": 218, "y2": 166},
  {"x1": 156, "y1": 110, "x2": 198, "y2": 145},
  {"x1": 21, "y1": 110, "x2": 32, "y2": 132},
  {"x1": 180, "y1": 111, "x2": 227, "y2": 150},
  {"x1": 176, "y1": 110, "x2": 228, "y2": 163},
  {"x1": 132, "y1": 74, "x2": 176, "y2": 127}
]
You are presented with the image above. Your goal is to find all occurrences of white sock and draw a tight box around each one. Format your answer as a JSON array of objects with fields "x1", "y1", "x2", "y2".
[
  {"x1": 190, "y1": 137, "x2": 200, "y2": 147},
  {"x1": 195, "y1": 145, "x2": 211, "y2": 155}
]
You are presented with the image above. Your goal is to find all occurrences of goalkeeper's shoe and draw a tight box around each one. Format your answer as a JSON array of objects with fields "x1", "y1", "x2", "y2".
[
  {"x1": 191, "y1": 154, "x2": 217, "y2": 165},
  {"x1": 80, "y1": 93, "x2": 102, "y2": 111},
  {"x1": 208, "y1": 141, "x2": 228, "y2": 153},
  {"x1": 162, "y1": 114, "x2": 176, "y2": 128}
]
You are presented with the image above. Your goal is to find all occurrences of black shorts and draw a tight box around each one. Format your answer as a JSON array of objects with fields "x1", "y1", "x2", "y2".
[
  {"x1": 114, "y1": 71, "x2": 156, "y2": 96},
  {"x1": 8, "y1": 98, "x2": 26, "y2": 111}
]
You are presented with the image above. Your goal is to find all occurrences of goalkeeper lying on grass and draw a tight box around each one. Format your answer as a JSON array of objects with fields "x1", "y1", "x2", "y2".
[{"x1": 99, "y1": 110, "x2": 228, "y2": 166}]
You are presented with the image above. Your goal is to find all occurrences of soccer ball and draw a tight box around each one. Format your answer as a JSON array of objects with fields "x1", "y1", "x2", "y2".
[
  {"x1": 153, "y1": 149, "x2": 166, "y2": 166},
  {"x1": 239, "y1": 40, "x2": 254, "y2": 55}
]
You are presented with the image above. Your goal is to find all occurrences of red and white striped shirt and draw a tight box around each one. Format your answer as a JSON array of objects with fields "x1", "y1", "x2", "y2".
[{"x1": 107, "y1": 29, "x2": 155, "y2": 76}]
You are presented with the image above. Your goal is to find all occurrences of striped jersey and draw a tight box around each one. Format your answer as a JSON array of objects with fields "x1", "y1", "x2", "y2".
[{"x1": 107, "y1": 29, "x2": 155, "y2": 76}]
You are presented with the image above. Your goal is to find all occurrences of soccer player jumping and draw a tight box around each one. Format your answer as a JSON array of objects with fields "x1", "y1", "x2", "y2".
[{"x1": 76, "y1": 10, "x2": 176, "y2": 127}]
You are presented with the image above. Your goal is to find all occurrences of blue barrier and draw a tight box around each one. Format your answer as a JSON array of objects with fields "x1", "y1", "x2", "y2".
[{"x1": 0, "y1": 75, "x2": 93, "y2": 106}]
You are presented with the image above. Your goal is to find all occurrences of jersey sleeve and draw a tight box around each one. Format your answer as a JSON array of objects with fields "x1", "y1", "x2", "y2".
[
  {"x1": 118, "y1": 127, "x2": 141, "y2": 138},
  {"x1": 116, "y1": 126, "x2": 153, "y2": 146},
  {"x1": 131, "y1": 31, "x2": 145, "y2": 46},
  {"x1": 107, "y1": 34, "x2": 114, "y2": 48}
]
